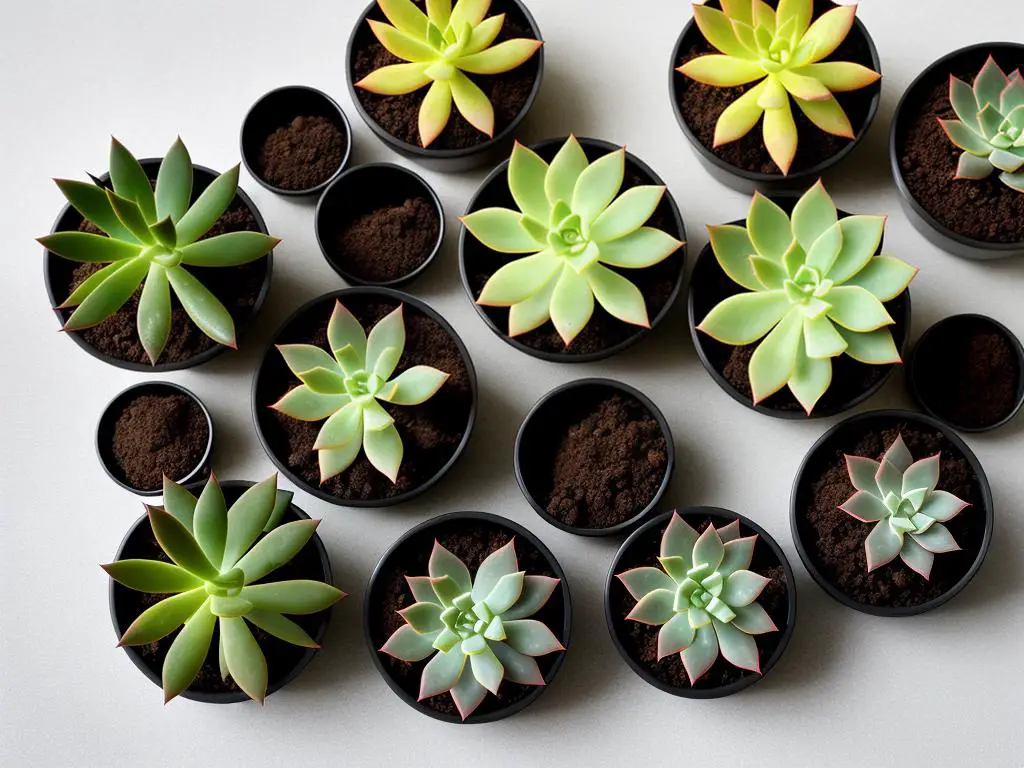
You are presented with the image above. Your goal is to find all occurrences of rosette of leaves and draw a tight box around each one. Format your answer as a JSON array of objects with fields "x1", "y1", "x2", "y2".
[
  {"x1": 840, "y1": 434, "x2": 969, "y2": 579},
  {"x1": 677, "y1": 0, "x2": 880, "y2": 174},
  {"x1": 617, "y1": 513, "x2": 776, "y2": 684},
  {"x1": 379, "y1": 539, "x2": 563, "y2": 720},
  {"x1": 461, "y1": 137, "x2": 684, "y2": 345},
  {"x1": 941, "y1": 56, "x2": 1024, "y2": 192},
  {"x1": 271, "y1": 301, "x2": 448, "y2": 484},
  {"x1": 355, "y1": 0, "x2": 542, "y2": 147},
  {"x1": 102, "y1": 474, "x2": 345, "y2": 703},
  {"x1": 697, "y1": 181, "x2": 917, "y2": 413}
]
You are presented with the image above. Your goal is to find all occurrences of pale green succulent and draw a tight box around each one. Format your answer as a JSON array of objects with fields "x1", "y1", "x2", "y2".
[
  {"x1": 697, "y1": 181, "x2": 917, "y2": 414},
  {"x1": 271, "y1": 301, "x2": 448, "y2": 484},
  {"x1": 103, "y1": 475, "x2": 345, "y2": 703},
  {"x1": 462, "y1": 137, "x2": 685, "y2": 346}
]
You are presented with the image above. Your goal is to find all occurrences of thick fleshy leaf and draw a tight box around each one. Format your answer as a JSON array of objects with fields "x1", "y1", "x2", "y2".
[
  {"x1": 175, "y1": 165, "x2": 239, "y2": 246},
  {"x1": 400, "y1": 601, "x2": 444, "y2": 634},
  {"x1": 155, "y1": 138, "x2": 192, "y2": 222},
  {"x1": 722, "y1": 570, "x2": 770, "y2": 607},
  {"x1": 429, "y1": 541, "x2": 472, "y2": 593},
  {"x1": 220, "y1": 616, "x2": 268, "y2": 703},
  {"x1": 571, "y1": 149, "x2": 625, "y2": 225},
  {"x1": 102, "y1": 559, "x2": 203, "y2": 594},
  {"x1": 789, "y1": 341, "x2": 832, "y2": 413},
  {"x1": 596, "y1": 227, "x2": 681, "y2": 269},
  {"x1": 839, "y1": 327, "x2": 901, "y2": 364},
  {"x1": 477, "y1": 252, "x2": 561, "y2": 305},
  {"x1": 162, "y1": 478, "x2": 198, "y2": 530},
  {"x1": 947, "y1": 75, "x2": 980, "y2": 127},
  {"x1": 192, "y1": 477, "x2": 227, "y2": 567},
  {"x1": 471, "y1": 540, "x2": 518, "y2": 602},
  {"x1": 749, "y1": 309, "x2": 803, "y2": 402},
  {"x1": 719, "y1": 536, "x2": 756, "y2": 577},
  {"x1": 778, "y1": 69, "x2": 832, "y2": 101},
  {"x1": 357, "y1": 62, "x2": 431, "y2": 95},
  {"x1": 298, "y1": 366, "x2": 347, "y2": 395},
  {"x1": 657, "y1": 612, "x2": 696, "y2": 659},
  {"x1": 54, "y1": 179, "x2": 136, "y2": 241},
  {"x1": 827, "y1": 216, "x2": 885, "y2": 283},
  {"x1": 697, "y1": 291, "x2": 789, "y2": 345},
  {"x1": 989, "y1": 148, "x2": 1024, "y2": 173},
  {"x1": 118, "y1": 588, "x2": 206, "y2": 646},
  {"x1": 805, "y1": 222, "x2": 843, "y2": 276},
  {"x1": 503, "y1": 619, "x2": 563, "y2": 656},
  {"x1": 974, "y1": 56, "x2": 1010, "y2": 108},
  {"x1": 109, "y1": 138, "x2": 156, "y2": 222},
  {"x1": 162, "y1": 600, "x2": 216, "y2": 702},
  {"x1": 503, "y1": 575, "x2": 559, "y2": 620},
  {"x1": 463, "y1": 13, "x2": 504, "y2": 55},
  {"x1": 748, "y1": 193, "x2": 792, "y2": 261},
  {"x1": 616, "y1": 567, "x2": 675, "y2": 600},
  {"x1": 277, "y1": 344, "x2": 341, "y2": 379},
  {"x1": 58, "y1": 261, "x2": 124, "y2": 309},
  {"x1": 104, "y1": 191, "x2": 153, "y2": 244},
  {"x1": 367, "y1": 19, "x2": 436, "y2": 62},
  {"x1": 483, "y1": 571, "x2": 526, "y2": 615},
  {"x1": 363, "y1": 423, "x2": 403, "y2": 482},
  {"x1": 587, "y1": 264, "x2": 649, "y2": 328},
  {"x1": 136, "y1": 263, "x2": 171, "y2": 364},
  {"x1": 148, "y1": 505, "x2": 218, "y2": 580},
  {"x1": 313, "y1": 402, "x2": 363, "y2": 451},
  {"x1": 419, "y1": 646, "x2": 467, "y2": 698},
  {"x1": 247, "y1": 609, "x2": 320, "y2": 648},
  {"x1": 449, "y1": 669, "x2": 487, "y2": 720},
  {"x1": 714, "y1": 80, "x2": 768, "y2": 146},
  {"x1": 801, "y1": 5, "x2": 855, "y2": 64},
  {"x1": 625, "y1": 588, "x2": 675, "y2": 625},
  {"x1": 468, "y1": 646, "x2": 504, "y2": 695},
  {"x1": 545, "y1": 136, "x2": 589, "y2": 205},
  {"x1": 151, "y1": 215, "x2": 178, "y2": 250},
  {"x1": 841, "y1": 491, "x2": 890, "y2": 523},
  {"x1": 457, "y1": 38, "x2": 541, "y2": 75},
  {"x1": 178, "y1": 231, "x2": 277, "y2": 267},
  {"x1": 804, "y1": 313, "x2": 847, "y2": 359},
  {"x1": 588, "y1": 186, "x2": 663, "y2": 244},
  {"x1": 899, "y1": 535, "x2": 935, "y2": 579},
  {"x1": 507, "y1": 142, "x2": 550, "y2": 223},
  {"x1": 234, "y1": 518, "x2": 319, "y2": 585},
  {"x1": 380, "y1": 366, "x2": 448, "y2": 406},
  {"x1": 318, "y1": 436, "x2": 364, "y2": 482},
  {"x1": 692, "y1": 4, "x2": 752, "y2": 58},
  {"x1": 378, "y1": 0, "x2": 429, "y2": 34},
  {"x1": 491, "y1": 641, "x2": 544, "y2": 685},
  {"x1": 919, "y1": 490, "x2": 969, "y2": 523},
  {"x1": 661, "y1": 513, "x2": 698, "y2": 561},
  {"x1": 720, "y1": 0, "x2": 753, "y2": 24},
  {"x1": 463, "y1": 207, "x2": 541, "y2": 253},
  {"x1": 166, "y1": 267, "x2": 236, "y2": 347},
  {"x1": 749, "y1": 256, "x2": 785, "y2": 289},
  {"x1": 221, "y1": 476, "x2": 278, "y2": 569},
  {"x1": 242, "y1": 580, "x2": 343, "y2": 614},
  {"x1": 707, "y1": 224, "x2": 760, "y2": 291},
  {"x1": 1001, "y1": 171, "x2": 1024, "y2": 192},
  {"x1": 38, "y1": 231, "x2": 142, "y2": 264},
  {"x1": 792, "y1": 181, "x2": 838, "y2": 253},
  {"x1": 865, "y1": 520, "x2": 903, "y2": 571},
  {"x1": 365, "y1": 305, "x2": 405, "y2": 379},
  {"x1": 846, "y1": 455, "x2": 881, "y2": 492},
  {"x1": 549, "y1": 266, "x2": 594, "y2": 345},
  {"x1": 272, "y1": 385, "x2": 349, "y2": 422},
  {"x1": 714, "y1": 619, "x2": 760, "y2": 672},
  {"x1": 381, "y1": 624, "x2": 440, "y2": 662},
  {"x1": 418, "y1": 79, "x2": 453, "y2": 147},
  {"x1": 902, "y1": 455, "x2": 941, "y2": 498},
  {"x1": 825, "y1": 286, "x2": 892, "y2": 332},
  {"x1": 763, "y1": 103, "x2": 799, "y2": 175},
  {"x1": 732, "y1": 602, "x2": 777, "y2": 634},
  {"x1": 692, "y1": 525, "x2": 726, "y2": 573},
  {"x1": 776, "y1": 0, "x2": 811, "y2": 39},
  {"x1": 405, "y1": 575, "x2": 440, "y2": 606},
  {"x1": 795, "y1": 94, "x2": 854, "y2": 138},
  {"x1": 449, "y1": 70, "x2": 494, "y2": 136},
  {"x1": 844, "y1": 256, "x2": 916, "y2": 302},
  {"x1": 508, "y1": 275, "x2": 557, "y2": 335},
  {"x1": 939, "y1": 119, "x2": 992, "y2": 156},
  {"x1": 680, "y1": 623, "x2": 720, "y2": 684},
  {"x1": 796, "y1": 62, "x2": 880, "y2": 92},
  {"x1": 911, "y1": 522, "x2": 960, "y2": 554},
  {"x1": 679, "y1": 54, "x2": 766, "y2": 87}
]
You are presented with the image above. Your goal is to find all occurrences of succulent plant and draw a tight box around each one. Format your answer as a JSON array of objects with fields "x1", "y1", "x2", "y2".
[
  {"x1": 840, "y1": 434, "x2": 969, "y2": 579},
  {"x1": 379, "y1": 539, "x2": 563, "y2": 720},
  {"x1": 677, "y1": 0, "x2": 880, "y2": 174},
  {"x1": 697, "y1": 181, "x2": 917, "y2": 414},
  {"x1": 271, "y1": 301, "x2": 448, "y2": 484},
  {"x1": 102, "y1": 475, "x2": 345, "y2": 703},
  {"x1": 461, "y1": 137, "x2": 684, "y2": 345},
  {"x1": 39, "y1": 138, "x2": 279, "y2": 364},
  {"x1": 355, "y1": 0, "x2": 542, "y2": 147},
  {"x1": 941, "y1": 56, "x2": 1024, "y2": 193},
  {"x1": 617, "y1": 513, "x2": 777, "y2": 684}
]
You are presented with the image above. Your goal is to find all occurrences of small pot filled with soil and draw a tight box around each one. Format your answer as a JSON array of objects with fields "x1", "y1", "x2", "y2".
[
  {"x1": 606, "y1": 508, "x2": 796, "y2": 699},
  {"x1": 514, "y1": 378, "x2": 674, "y2": 536},
  {"x1": 241, "y1": 85, "x2": 352, "y2": 196},
  {"x1": 315, "y1": 163, "x2": 443, "y2": 287},
  {"x1": 791, "y1": 410, "x2": 994, "y2": 617},
  {"x1": 252, "y1": 287, "x2": 477, "y2": 508},
  {"x1": 365, "y1": 510, "x2": 571, "y2": 723},
  {"x1": 891, "y1": 43, "x2": 1024, "y2": 260},
  {"x1": 96, "y1": 381, "x2": 213, "y2": 496},
  {"x1": 908, "y1": 314, "x2": 1024, "y2": 433}
]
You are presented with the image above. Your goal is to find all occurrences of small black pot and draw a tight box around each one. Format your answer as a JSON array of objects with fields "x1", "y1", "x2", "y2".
[
  {"x1": 605, "y1": 507, "x2": 797, "y2": 699},
  {"x1": 791, "y1": 409, "x2": 994, "y2": 617},
  {"x1": 240, "y1": 85, "x2": 353, "y2": 197},
  {"x1": 459, "y1": 136, "x2": 687, "y2": 363},
  {"x1": 251, "y1": 287, "x2": 478, "y2": 509},
  {"x1": 345, "y1": 0, "x2": 544, "y2": 173},
  {"x1": 108, "y1": 481, "x2": 334, "y2": 703},
  {"x1": 43, "y1": 160, "x2": 273, "y2": 372},
  {"x1": 96, "y1": 381, "x2": 214, "y2": 496},
  {"x1": 315, "y1": 163, "x2": 444, "y2": 288},
  {"x1": 890, "y1": 42, "x2": 1024, "y2": 260},
  {"x1": 364, "y1": 510, "x2": 571, "y2": 723},
  {"x1": 514, "y1": 378, "x2": 675, "y2": 537}
]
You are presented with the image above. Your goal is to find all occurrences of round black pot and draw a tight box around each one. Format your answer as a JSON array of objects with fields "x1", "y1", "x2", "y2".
[
  {"x1": 890, "y1": 42, "x2": 1024, "y2": 260},
  {"x1": 459, "y1": 136, "x2": 687, "y2": 363},
  {"x1": 345, "y1": 0, "x2": 544, "y2": 173},
  {"x1": 791, "y1": 409, "x2": 994, "y2": 617},
  {"x1": 251, "y1": 287, "x2": 478, "y2": 509},
  {"x1": 364, "y1": 510, "x2": 571, "y2": 723},
  {"x1": 240, "y1": 84, "x2": 353, "y2": 197},
  {"x1": 605, "y1": 507, "x2": 797, "y2": 699},
  {"x1": 906, "y1": 314, "x2": 1024, "y2": 433},
  {"x1": 96, "y1": 381, "x2": 214, "y2": 496},
  {"x1": 670, "y1": 2, "x2": 882, "y2": 195},
  {"x1": 314, "y1": 163, "x2": 444, "y2": 288},
  {"x1": 43, "y1": 160, "x2": 273, "y2": 372},
  {"x1": 108, "y1": 481, "x2": 334, "y2": 703},
  {"x1": 514, "y1": 378, "x2": 675, "y2": 537}
]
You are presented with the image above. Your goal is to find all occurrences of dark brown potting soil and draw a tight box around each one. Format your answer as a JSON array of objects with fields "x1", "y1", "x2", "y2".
[
  {"x1": 331, "y1": 197, "x2": 439, "y2": 283},
  {"x1": 257, "y1": 115, "x2": 346, "y2": 190},
  {"x1": 111, "y1": 393, "x2": 208, "y2": 490}
]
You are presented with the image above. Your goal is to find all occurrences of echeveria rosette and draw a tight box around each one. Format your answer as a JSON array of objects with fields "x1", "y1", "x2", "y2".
[
  {"x1": 102, "y1": 474, "x2": 345, "y2": 703},
  {"x1": 461, "y1": 137, "x2": 685, "y2": 345},
  {"x1": 355, "y1": 0, "x2": 542, "y2": 147},
  {"x1": 38, "y1": 137, "x2": 279, "y2": 364},
  {"x1": 617, "y1": 513, "x2": 777, "y2": 684},
  {"x1": 271, "y1": 301, "x2": 448, "y2": 485},
  {"x1": 697, "y1": 182, "x2": 917, "y2": 414},
  {"x1": 941, "y1": 56, "x2": 1024, "y2": 193},
  {"x1": 677, "y1": 0, "x2": 880, "y2": 174},
  {"x1": 840, "y1": 434, "x2": 969, "y2": 579},
  {"x1": 379, "y1": 539, "x2": 563, "y2": 720}
]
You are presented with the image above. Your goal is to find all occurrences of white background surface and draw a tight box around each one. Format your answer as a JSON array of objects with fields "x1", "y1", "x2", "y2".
[{"x1": 2, "y1": 1, "x2": 1022, "y2": 766}]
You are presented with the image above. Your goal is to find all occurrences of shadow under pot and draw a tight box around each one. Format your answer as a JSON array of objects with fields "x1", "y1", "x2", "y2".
[
  {"x1": 364, "y1": 510, "x2": 571, "y2": 723},
  {"x1": 315, "y1": 164, "x2": 444, "y2": 288},
  {"x1": 891, "y1": 43, "x2": 1024, "y2": 261},
  {"x1": 791, "y1": 409, "x2": 994, "y2": 617},
  {"x1": 605, "y1": 507, "x2": 796, "y2": 699},
  {"x1": 514, "y1": 378, "x2": 674, "y2": 536},
  {"x1": 459, "y1": 136, "x2": 687, "y2": 363},
  {"x1": 251, "y1": 287, "x2": 477, "y2": 508},
  {"x1": 345, "y1": 0, "x2": 544, "y2": 173},
  {"x1": 108, "y1": 481, "x2": 335, "y2": 703},
  {"x1": 96, "y1": 381, "x2": 213, "y2": 496}
]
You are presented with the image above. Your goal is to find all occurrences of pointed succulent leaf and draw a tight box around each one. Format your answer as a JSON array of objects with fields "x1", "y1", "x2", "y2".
[
  {"x1": 53, "y1": 179, "x2": 136, "y2": 241},
  {"x1": 657, "y1": 612, "x2": 696, "y2": 658},
  {"x1": 219, "y1": 616, "x2": 268, "y2": 703},
  {"x1": 692, "y1": 4, "x2": 751, "y2": 59},
  {"x1": 719, "y1": 536, "x2": 757, "y2": 577},
  {"x1": 148, "y1": 505, "x2": 218, "y2": 580},
  {"x1": 625, "y1": 588, "x2": 675, "y2": 625},
  {"x1": 272, "y1": 386, "x2": 349, "y2": 422},
  {"x1": 502, "y1": 575, "x2": 559, "y2": 620},
  {"x1": 463, "y1": 13, "x2": 504, "y2": 55},
  {"x1": 318, "y1": 439, "x2": 363, "y2": 483},
  {"x1": 313, "y1": 402, "x2": 363, "y2": 451},
  {"x1": 118, "y1": 588, "x2": 206, "y2": 646},
  {"x1": 692, "y1": 525, "x2": 726, "y2": 573},
  {"x1": 277, "y1": 344, "x2": 341, "y2": 378},
  {"x1": 544, "y1": 136, "x2": 589, "y2": 205},
  {"x1": 596, "y1": 227, "x2": 681, "y2": 269},
  {"x1": 381, "y1": 624, "x2": 440, "y2": 662},
  {"x1": 919, "y1": 491, "x2": 969, "y2": 523},
  {"x1": 503, "y1": 619, "x2": 563, "y2": 656},
  {"x1": 714, "y1": 80, "x2": 768, "y2": 147},
  {"x1": 714, "y1": 618, "x2": 760, "y2": 672},
  {"x1": 795, "y1": 94, "x2": 854, "y2": 138},
  {"x1": 749, "y1": 309, "x2": 803, "y2": 402},
  {"x1": 357, "y1": 62, "x2": 432, "y2": 95},
  {"x1": 58, "y1": 261, "x2": 124, "y2": 309},
  {"x1": 507, "y1": 142, "x2": 551, "y2": 223},
  {"x1": 839, "y1": 326, "x2": 901, "y2": 364},
  {"x1": 902, "y1": 455, "x2": 941, "y2": 498},
  {"x1": 379, "y1": 366, "x2": 449, "y2": 406},
  {"x1": 791, "y1": 181, "x2": 838, "y2": 252},
  {"x1": 468, "y1": 645, "x2": 504, "y2": 695},
  {"x1": 617, "y1": 567, "x2": 675, "y2": 599},
  {"x1": 471, "y1": 540, "x2": 518, "y2": 601},
  {"x1": 109, "y1": 138, "x2": 157, "y2": 222},
  {"x1": 165, "y1": 266, "x2": 236, "y2": 347},
  {"x1": 155, "y1": 138, "x2": 193, "y2": 222},
  {"x1": 400, "y1": 602, "x2": 445, "y2": 634},
  {"x1": 805, "y1": 221, "x2": 843, "y2": 275},
  {"x1": 777, "y1": 69, "x2": 832, "y2": 101},
  {"x1": 105, "y1": 190, "x2": 154, "y2": 244},
  {"x1": 429, "y1": 541, "x2": 472, "y2": 593},
  {"x1": 763, "y1": 103, "x2": 799, "y2": 174},
  {"x1": 708, "y1": 224, "x2": 761, "y2": 291},
  {"x1": 221, "y1": 475, "x2": 278, "y2": 569},
  {"x1": 364, "y1": 305, "x2": 405, "y2": 377},
  {"x1": 697, "y1": 290, "x2": 789, "y2": 345},
  {"x1": 235, "y1": 519, "x2": 320, "y2": 584},
  {"x1": 174, "y1": 165, "x2": 239, "y2": 245},
  {"x1": 948, "y1": 75, "x2": 980, "y2": 127},
  {"x1": 748, "y1": 193, "x2": 792, "y2": 261},
  {"x1": 660, "y1": 512, "x2": 699, "y2": 561},
  {"x1": 825, "y1": 285, "x2": 892, "y2": 332},
  {"x1": 483, "y1": 571, "x2": 525, "y2": 615},
  {"x1": 38, "y1": 231, "x2": 142, "y2": 263},
  {"x1": 419, "y1": 645, "x2": 467, "y2": 699},
  {"x1": 845, "y1": 455, "x2": 881, "y2": 493},
  {"x1": 680, "y1": 623, "x2": 720, "y2": 684},
  {"x1": 162, "y1": 478, "x2": 198, "y2": 530},
  {"x1": 732, "y1": 601, "x2": 777, "y2": 634},
  {"x1": 457, "y1": 39, "x2": 541, "y2": 75},
  {"x1": 721, "y1": 570, "x2": 771, "y2": 607},
  {"x1": 476, "y1": 252, "x2": 561, "y2": 305},
  {"x1": 679, "y1": 54, "x2": 766, "y2": 87},
  {"x1": 803, "y1": 313, "x2": 847, "y2": 359},
  {"x1": 405, "y1": 575, "x2": 440, "y2": 606},
  {"x1": 377, "y1": 0, "x2": 429, "y2": 36},
  {"x1": 367, "y1": 18, "x2": 437, "y2": 61},
  {"x1": 246, "y1": 609, "x2": 319, "y2": 648},
  {"x1": 588, "y1": 186, "x2": 663, "y2": 244},
  {"x1": 974, "y1": 56, "x2": 1010, "y2": 108},
  {"x1": 898, "y1": 536, "x2": 935, "y2": 579},
  {"x1": 242, "y1": 580, "x2": 343, "y2": 614},
  {"x1": 417, "y1": 79, "x2": 453, "y2": 147},
  {"x1": 490, "y1": 641, "x2": 544, "y2": 685},
  {"x1": 586, "y1": 264, "x2": 650, "y2": 328},
  {"x1": 800, "y1": 4, "x2": 855, "y2": 64},
  {"x1": 571, "y1": 148, "x2": 625, "y2": 225},
  {"x1": 363, "y1": 423, "x2": 403, "y2": 482},
  {"x1": 63, "y1": 256, "x2": 149, "y2": 331},
  {"x1": 911, "y1": 523, "x2": 961, "y2": 554},
  {"x1": 939, "y1": 119, "x2": 992, "y2": 156},
  {"x1": 549, "y1": 266, "x2": 595, "y2": 345},
  {"x1": 449, "y1": 669, "x2": 487, "y2": 720},
  {"x1": 131, "y1": 262, "x2": 172, "y2": 364},
  {"x1": 789, "y1": 342, "x2": 832, "y2": 413},
  {"x1": 844, "y1": 255, "x2": 916, "y2": 302},
  {"x1": 865, "y1": 520, "x2": 903, "y2": 571},
  {"x1": 263, "y1": 490, "x2": 293, "y2": 533},
  {"x1": 448, "y1": 70, "x2": 494, "y2": 136},
  {"x1": 192, "y1": 478, "x2": 227, "y2": 566},
  {"x1": 796, "y1": 61, "x2": 880, "y2": 92},
  {"x1": 161, "y1": 600, "x2": 216, "y2": 702},
  {"x1": 210, "y1": 595, "x2": 254, "y2": 618},
  {"x1": 178, "y1": 231, "x2": 277, "y2": 267},
  {"x1": 102, "y1": 559, "x2": 204, "y2": 593}
]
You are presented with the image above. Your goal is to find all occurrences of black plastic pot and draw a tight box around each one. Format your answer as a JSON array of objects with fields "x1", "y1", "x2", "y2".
[
  {"x1": 364, "y1": 510, "x2": 571, "y2": 723},
  {"x1": 605, "y1": 507, "x2": 797, "y2": 699},
  {"x1": 791, "y1": 409, "x2": 994, "y2": 617},
  {"x1": 459, "y1": 136, "x2": 687, "y2": 363},
  {"x1": 240, "y1": 85, "x2": 353, "y2": 197},
  {"x1": 315, "y1": 163, "x2": 444, "y2": 288},
  {"x1": 43, "y1": 160, "x2": 273, "y2": 372},
  {"x1": 891, "y1": 42, "x2": 1024, "y2": 260},
  {"x1": 96, "y1": 381, "x2": 214, "y2": 496},
  {"x1": 345, "y1": 0, "x2": 544, "y2": 173},
  {"x1": 514, "y1": 378, "x2": 675, "y2": 537},
  {"x1": 108, "y1": 481, "x2": 334, "y2": 703},
  {"x1": 251, "y1": 287, "x2": 477, "y2": 509}
]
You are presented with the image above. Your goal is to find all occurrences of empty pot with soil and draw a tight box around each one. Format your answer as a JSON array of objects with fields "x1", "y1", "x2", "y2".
[{"x1": 514, "y1": 378, "x2": 674, "y2": 536}]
